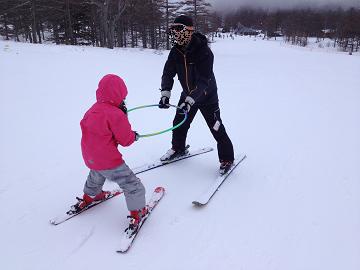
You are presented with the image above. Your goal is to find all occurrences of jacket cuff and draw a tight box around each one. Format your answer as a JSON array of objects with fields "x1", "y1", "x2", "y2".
[
  {"x1": 185, "y1": 96, "x2": 195, "y2": 106},
  {"x1": 161, "y1": 90, "x2": 171, "y2": 99}
]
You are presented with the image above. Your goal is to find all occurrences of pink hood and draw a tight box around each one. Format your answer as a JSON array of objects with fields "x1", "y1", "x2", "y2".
[{"x1": 96, "y1": 74, "x2": 128, "y2": 106}]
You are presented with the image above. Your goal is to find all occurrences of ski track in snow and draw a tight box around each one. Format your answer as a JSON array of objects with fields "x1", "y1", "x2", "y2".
[
  {"x1": 45, "y1": 226, "x2": 96, "y2": 270},
  {"x1": 68, "y1": 226, "x2": 95, "y2": 255}
]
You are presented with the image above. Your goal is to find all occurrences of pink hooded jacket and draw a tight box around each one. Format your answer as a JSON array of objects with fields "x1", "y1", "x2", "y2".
[{"x1": 80, "y1": 74, "x2": 136, "y2": 170}]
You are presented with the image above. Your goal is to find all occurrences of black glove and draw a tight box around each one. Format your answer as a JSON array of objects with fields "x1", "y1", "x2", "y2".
[
  {"x1": 158, "y1": 90, "x2": 170, "y2": 109},
  {"x1": 134, "y1": 131, "x2": 140, "y2": 141},
  {"x1": 179, "y1": 96, "x2": 195, "y2": 113},
  {"x1": 119, "y1": 100, "x2": 127, "y2": 114}
]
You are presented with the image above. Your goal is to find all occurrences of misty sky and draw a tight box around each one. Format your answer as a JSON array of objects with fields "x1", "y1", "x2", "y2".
[{"x1": 207, "y1": 0, "x2": 360, "y2": 10}]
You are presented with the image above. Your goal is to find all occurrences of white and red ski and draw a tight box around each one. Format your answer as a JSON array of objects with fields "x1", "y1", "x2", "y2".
[
  {"x1": 132, "y1": 146, "x2": 213, "y2": 175},
  {"x1": 192, "y1": 154, "x2": 247, "y2": 206},
  {"x1": 117, "y1": 186, "x2": 165, "y2": 253},
  {"x1": 50, "y1": 190, "x2": 122, "y2": 225}
]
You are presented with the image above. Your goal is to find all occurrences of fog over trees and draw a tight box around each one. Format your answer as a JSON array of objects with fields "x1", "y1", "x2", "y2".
[{"x1": 208, "y1": 0, "x2": 360, "y2": 11}]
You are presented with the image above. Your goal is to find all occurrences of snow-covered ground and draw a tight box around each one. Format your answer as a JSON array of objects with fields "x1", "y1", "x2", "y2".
[{"x1": 0, "y1": 36, "x2": 359, "y2": 270}]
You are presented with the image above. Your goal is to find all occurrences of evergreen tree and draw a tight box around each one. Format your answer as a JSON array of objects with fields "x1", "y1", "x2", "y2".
[{"x1": 178, "y1": 0, "x2": 212, "y2": 33}]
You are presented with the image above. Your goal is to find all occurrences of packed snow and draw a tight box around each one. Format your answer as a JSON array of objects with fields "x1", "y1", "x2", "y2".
[{"x1": 0, "y1": 36, "x2": 359, "y2": 270}]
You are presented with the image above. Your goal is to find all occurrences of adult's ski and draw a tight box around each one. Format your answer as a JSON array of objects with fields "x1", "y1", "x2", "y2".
[
  {"x1": 132, "y1": 146, "x2": 214, "y2": 175},
  {"x1": 192, "y1": 154, "x2": 247, "y2": 206},
  {"x1": 50, "y1": 190, "x2": 122, "y2": 225},
  {"x1": 117, "y1": 186, "x2": 165, "y2": 253}
]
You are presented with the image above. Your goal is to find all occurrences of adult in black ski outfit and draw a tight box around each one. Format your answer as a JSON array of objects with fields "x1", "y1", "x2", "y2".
[{"x1": 158, "y1": 15, "x2": 234, "y2": 173}]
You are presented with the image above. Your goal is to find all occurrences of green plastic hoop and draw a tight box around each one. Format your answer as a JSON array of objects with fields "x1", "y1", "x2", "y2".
[{"x1": 127, "y1": 104, "x2": 188, "y2": 138}]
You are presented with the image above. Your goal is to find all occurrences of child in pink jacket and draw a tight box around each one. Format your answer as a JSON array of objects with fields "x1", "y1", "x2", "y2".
[{"x1": 78, "y1": 74, "x2": 146, "y2": 235}]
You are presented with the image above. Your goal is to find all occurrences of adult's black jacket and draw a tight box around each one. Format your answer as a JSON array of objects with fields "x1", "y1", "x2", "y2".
[{"x1": 161, "y1": 33, "x2": 218, "y2": 105}]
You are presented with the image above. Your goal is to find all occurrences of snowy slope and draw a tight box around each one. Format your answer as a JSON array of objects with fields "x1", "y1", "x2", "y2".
[{"x1": 0, "y1": 36, "x2": 359, "y2": 270}]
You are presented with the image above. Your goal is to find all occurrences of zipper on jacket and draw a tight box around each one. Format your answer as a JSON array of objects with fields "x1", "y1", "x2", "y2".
[
  {"x1": 176, "y1": 48, "x2": 191, "y2": 94},
  {"x1": 183, "y1": 54, "x2": 191, "y2": 93}
]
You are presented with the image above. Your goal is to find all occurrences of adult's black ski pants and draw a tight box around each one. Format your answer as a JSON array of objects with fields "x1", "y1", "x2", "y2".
[{"x1": 172, "y1": 100, "x2": 234, "y2": 162}]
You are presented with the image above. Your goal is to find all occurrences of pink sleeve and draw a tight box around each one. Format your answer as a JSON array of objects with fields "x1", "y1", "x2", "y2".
[{"x1": 108, "y1": 110, "x2": 136, "y2": 147}]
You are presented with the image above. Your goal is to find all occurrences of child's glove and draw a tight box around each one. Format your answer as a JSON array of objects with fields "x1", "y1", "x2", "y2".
[
  {"x1": 134, "y1": 131, "x2": 140, "y2": 141},
  {"x1": 158, "y1": 90, "x2": 170, "y2": 109},
  {"x1": 119, "y1": 100, "x2": 127, "y2": 114}
]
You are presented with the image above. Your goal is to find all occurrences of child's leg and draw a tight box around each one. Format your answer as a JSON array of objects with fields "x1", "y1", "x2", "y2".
[
  {"x1": 83, "y1": 170, "x2": 106, "y2": 196},
  {"x1": 100, "y1": 163, "x2": 146, "y2": 211}
]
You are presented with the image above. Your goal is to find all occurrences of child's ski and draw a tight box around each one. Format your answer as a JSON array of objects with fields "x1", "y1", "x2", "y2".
[
  {"x1": 49, "y1": 190, "x2": 122, "y2": 225},
  {"x1": 133, "y1": 146, "x2": 213, "y2": 175},
  {"x1": 192, "y1": 154, "x2": 247, "y2": 206},
  {"x1": 117, "y1": 186, "x2": 165, "y2": 253}
]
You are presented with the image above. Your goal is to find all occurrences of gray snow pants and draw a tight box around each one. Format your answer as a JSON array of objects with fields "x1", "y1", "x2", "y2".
[{"x1": 83, "y1": 162, "x2": 145, "y2": 211}]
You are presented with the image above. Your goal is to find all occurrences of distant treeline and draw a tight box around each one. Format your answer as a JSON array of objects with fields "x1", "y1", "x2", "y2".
[
  {"x1": 0, "y1": 1, "x2": 359, "y2": 53},
  {"x1": 224, "y1": 7, "x2": 360, "y2": 53}
]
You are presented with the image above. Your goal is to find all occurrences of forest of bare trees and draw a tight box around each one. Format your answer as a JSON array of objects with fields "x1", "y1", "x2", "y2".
[
  {"x1": 0, "y1": 0, "x2": 359, "y2": 53},
  {"x1": 224, "y1": 7, "x2": 360, "y2": 53},
  {"x1": 0, "y1": 0, "x2": 218, "y2": 50}
]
